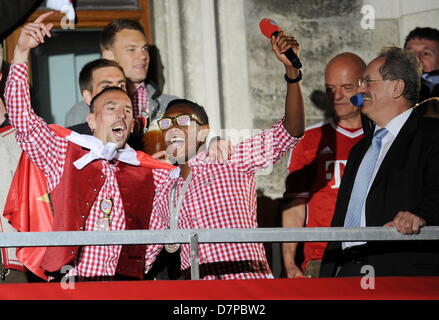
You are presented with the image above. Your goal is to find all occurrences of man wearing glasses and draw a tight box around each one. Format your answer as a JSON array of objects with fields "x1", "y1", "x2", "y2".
[
  {"x1": 144, "y1": 31, "x2": 305, "y2": 280},
  {"x1": 320, "y1": 47, "x2": 439, "y2": 278}
]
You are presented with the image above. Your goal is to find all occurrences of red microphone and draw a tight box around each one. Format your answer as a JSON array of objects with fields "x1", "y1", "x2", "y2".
[{"x1": 259, "y1": 18, "x2": 302, "y2": 69}]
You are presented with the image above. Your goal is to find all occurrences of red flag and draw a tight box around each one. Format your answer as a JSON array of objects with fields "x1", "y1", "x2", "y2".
[
  {"x1": 3, "y1": 152, "x2": 52, "y2": 280},
  {"x1": 135, "y1": 150, "x2": 175, "y2": 170}
]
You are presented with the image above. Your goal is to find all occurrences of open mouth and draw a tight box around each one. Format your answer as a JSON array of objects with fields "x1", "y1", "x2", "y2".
[
  {"x1": 165, "y1": 136, "x2": 186, "y2": 160},
  {"x1": 165, "y1": 135, "x2": 186, "y2": 152},
  {"x1": 112, "y1": 124, "x2": 126, "y2": 139},
  {"x1": 134, "y1": 64, "x2": 146, "y2": 70},
  {"x1": 164, "y1": 128, "x2": 187, "y2": 155},
  {"x1": 361, "y1": 93, "x2": 372, "y2": 102}
]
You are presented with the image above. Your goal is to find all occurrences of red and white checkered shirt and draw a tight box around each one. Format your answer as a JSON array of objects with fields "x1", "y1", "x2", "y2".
[
  {"x1": 146, "y1": 119, "x2": 301, "y2": 280},
  {"x1": 132, "y1": 82, "x2": 149, "y2": 119},
  {"x1": 5, "y1": 63, "x2": 126, "y2": 278}
]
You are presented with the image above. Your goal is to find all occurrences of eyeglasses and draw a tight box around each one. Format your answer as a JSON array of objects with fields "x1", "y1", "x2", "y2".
[
  {"x1": 358, "y1": 76, "x2": 385, "y2": 87},
  {"x1": 158, "y1": 114, "x2": 204, "y2": 130}
]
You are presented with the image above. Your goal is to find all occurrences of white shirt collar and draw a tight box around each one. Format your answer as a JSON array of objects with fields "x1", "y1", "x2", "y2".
[
  {"x1": 64, "y1": 132, "x2": 139, "y2": 169},
  {"x1": 169, "y1": 167, "x2": 181, "y2": 179},
  {"x1": 374, "y1": 108, "x2": 413, "y2": 138}
]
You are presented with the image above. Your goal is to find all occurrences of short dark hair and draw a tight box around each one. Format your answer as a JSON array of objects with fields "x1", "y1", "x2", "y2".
[
  {"x1": 89, "y1": 86, "x2": 131, "y2": 113},
  {"x1": 404, "y1": 27, "x2": 439, "y2": 49},
  {"x1": 100, "y1": 19, "x2": 146, "y2": 51},
  {"x1": 165, "y1": 99, "x2": 209, "y2": 125},
  {"x1": 79, "y1": 59, "x2": 125, "y2": 93},
  {"x1": 377, "y1": 47, "x2": 422, "y2": 106}
]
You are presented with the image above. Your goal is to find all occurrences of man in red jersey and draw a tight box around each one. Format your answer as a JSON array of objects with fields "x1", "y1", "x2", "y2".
[{"x1": 282, "y1": 52, "x2": 366, "y2": 278}]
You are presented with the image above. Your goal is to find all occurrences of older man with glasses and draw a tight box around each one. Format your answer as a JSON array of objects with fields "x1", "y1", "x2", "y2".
[{"x1": 320, "y1": 47, "x2": 439, "y2": 278}]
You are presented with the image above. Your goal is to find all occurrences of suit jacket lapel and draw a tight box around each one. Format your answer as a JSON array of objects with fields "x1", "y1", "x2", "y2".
[{"x1": 369, "y1": 110, "x2": 419, "y2": 191}]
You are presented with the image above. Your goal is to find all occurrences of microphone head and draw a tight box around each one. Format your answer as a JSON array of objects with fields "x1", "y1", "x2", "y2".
[
  {"x1": 259, "y1": 18, "x2": 280, "y2": 38},
  {"x1": 350, "y1": 93, "x2": 365, "y2": 107}
]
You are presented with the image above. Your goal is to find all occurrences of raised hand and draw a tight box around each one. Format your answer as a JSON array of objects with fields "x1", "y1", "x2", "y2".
[
  {"x1": 13, "y1": 12, "x2": 54, "y2": 64},
  {"x1": 270, "y1": 31, "x2": 300, "y2": 69}
]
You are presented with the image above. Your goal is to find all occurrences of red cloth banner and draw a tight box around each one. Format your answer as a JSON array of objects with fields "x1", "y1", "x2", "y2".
[
  {"x1": 3, "y1": 152, "x2": 53, "y2": 280},
  {"x1": 0, "y1": 277, "x2": 438, "y2": 300}
]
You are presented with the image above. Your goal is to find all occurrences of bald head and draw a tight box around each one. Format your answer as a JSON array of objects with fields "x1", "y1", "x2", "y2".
[
  {"x1": 325, "y1": 52, "x2": 366, "y2": 79},
  {"x1": 324, "y1": 52, "x2": 366, "y2": 123}
]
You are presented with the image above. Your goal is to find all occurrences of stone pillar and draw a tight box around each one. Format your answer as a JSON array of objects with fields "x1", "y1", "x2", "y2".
[
  {"x1": 182, "y1": 0, "x2": 222, "y2": 131},
  {"x1": 151, "y1": 0, "x2": 185, "y2": 99},
  {"x1": 151, "y1": 0, "x2": 253, "y2": 132},
  {"x1": 216, "y1": 0, "x2": 253, "y2": 131}
]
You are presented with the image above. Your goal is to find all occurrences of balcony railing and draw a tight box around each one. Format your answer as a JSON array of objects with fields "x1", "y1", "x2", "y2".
[{"x1": 1, "y1": 226, "x2": 438, "y2": 280}]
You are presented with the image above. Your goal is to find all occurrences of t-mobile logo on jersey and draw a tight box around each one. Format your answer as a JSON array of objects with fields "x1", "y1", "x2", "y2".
[{"x1": 325, "y1": 160, "x2": 347, "y2": 189}]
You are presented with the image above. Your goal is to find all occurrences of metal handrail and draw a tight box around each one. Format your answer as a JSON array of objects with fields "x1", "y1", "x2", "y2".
[{"x1": 1, "y1": 227, "x2": 438, "y2": 280}]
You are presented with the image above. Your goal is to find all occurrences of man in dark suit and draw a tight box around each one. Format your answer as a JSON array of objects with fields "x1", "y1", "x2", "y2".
[{"x1": 320, "y1": 47, "x2": 439, "y2": 278}]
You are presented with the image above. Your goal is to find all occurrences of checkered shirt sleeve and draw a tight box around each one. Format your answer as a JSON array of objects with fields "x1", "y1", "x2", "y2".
[
  {"x1": 145, "y1": 120, "x2": 302, "y2": 278},
  {"x1": 200, "y1": 118, "x2": 302, "y2": 174},
  {"x1": 4, "y1": 63, "x2": 67, "y2": 192}
]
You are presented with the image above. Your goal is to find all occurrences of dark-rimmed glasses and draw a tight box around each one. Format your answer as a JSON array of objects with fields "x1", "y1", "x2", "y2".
[
  {"x1": 358, "y1": 76, "x2": 385, "y2": 87},
  {"x1": 158, "y1": 114, "x2": 204, "y2": 130}
]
